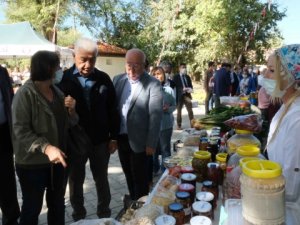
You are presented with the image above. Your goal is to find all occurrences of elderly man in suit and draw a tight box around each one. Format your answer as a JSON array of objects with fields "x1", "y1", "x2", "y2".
[
  {"x1": 0, "y1": 65, "x2": 20, "y2": 225},
  {"x1": 113, "y1": 49, "x2": 163, "y2": 200},
  {"x1": 173, "y1": 63, "x2": 194, "y2": 129}
]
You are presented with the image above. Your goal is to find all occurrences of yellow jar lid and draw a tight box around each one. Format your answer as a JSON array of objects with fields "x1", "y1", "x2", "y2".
[
  {"x1": 239, "y1": 157, "x2": 263, "y2": 167},
  {"x1": 237, "y1": 145, "x2": 260, "y2": 157},
  {"x1": 242, "y1": 160, "x2": 282, "y2": 178},
  {"x1": 235, "y1": 129, "x2": 253, "y2": 134},
  {"x1": 216, "y1": 153, "x2": 227, "y2": 162},
  {"x1": 194, "y1": 151, "x2": 211, "y2": 160}
]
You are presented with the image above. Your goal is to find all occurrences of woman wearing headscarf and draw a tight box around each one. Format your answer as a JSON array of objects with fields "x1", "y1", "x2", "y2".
[{"x1": 261, "y1": 44, "x2": 300, "y2": 224}]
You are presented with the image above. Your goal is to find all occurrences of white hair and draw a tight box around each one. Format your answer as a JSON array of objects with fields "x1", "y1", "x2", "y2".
[
  {"x1": 126, "y1": 48, "x2": 146, "y2": 63},
  {"x1": 74, "y1": 37, "x2": 98, "y2": 56}
]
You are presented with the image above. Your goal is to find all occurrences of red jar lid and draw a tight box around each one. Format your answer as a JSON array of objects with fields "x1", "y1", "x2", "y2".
[
  {"x1": 181, "y1": 166, "x2": 194, "y2": 173},
  {"x1": 179, "y1": 183, "x2": 195, "y2": 192}
]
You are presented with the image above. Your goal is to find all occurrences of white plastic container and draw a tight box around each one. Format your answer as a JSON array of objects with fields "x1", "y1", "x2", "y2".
[
  {"x1": 240, "y1": 160, "x2": 285, "y2": 225},
  {"x1": 155, "y1": 215, "x2": 176, "y2": 225}
]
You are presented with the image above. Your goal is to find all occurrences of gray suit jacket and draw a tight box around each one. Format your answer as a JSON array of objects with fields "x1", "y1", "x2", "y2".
[{"x1": 113, "y1": 72, "x2": 163, "y2": 153}]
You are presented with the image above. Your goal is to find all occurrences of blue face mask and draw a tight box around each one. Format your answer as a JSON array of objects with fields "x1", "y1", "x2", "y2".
[
  {"x1": 53, "y1": 69, "x2": 64, "y2": 84},
  {"x1": 261, "y1": 77, "x2": 285, "y2": 98}
]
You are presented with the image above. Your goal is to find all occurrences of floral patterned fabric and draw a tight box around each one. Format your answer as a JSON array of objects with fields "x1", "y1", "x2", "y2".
[{"x1": 276, "y1": 44, "x2": 300, "y2": 81}]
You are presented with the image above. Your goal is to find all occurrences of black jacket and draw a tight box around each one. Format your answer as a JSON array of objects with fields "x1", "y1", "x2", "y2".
[
  {"x1": 58, "y1": 65, "x2": 120, "y2": 145},
  {"x1": 173, "y1": 73, "x2": 193, "y2": 103},
  {"x1": 0, "y1": 65, "x2": 14, "y2": 128}
]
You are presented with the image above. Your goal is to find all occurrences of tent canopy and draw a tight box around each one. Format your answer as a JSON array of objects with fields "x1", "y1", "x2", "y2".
[{"x1": 0, "y1": 21, "x2": 72, "y2": 59}]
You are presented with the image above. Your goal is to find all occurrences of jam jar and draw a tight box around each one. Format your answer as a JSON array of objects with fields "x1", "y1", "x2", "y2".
[
  {"x1": 196, "y1": 192, "x2": 215, "y2": 220},
  {"x1": 176, "y1": 191, "x2": 191, "y2": 223},
  {"x1": 199, "y1": 137, "x2": 209, "y2": 151},
  {"x1": 181, "y1": 173, "x2": 197, "y2": 186},
  {"x1": 192, "y1": 151, "x2": 211, "y2": 182},
  {"x1": 179, "y1": 183, "x2": 195, "y2": 202},
  {"x1": 207, "y1": 162, "x2": 221, "y2": 186},
  {"x1": 190, "y1": 215, "x2": 212, "y2": 225},
  {"x1": 155, "y1": 215, "x2": 176, "y2": 225},
  {"x1": 180, "y1": 166, "x2": 194, "y2": 174},
  {"x1": 208, "y1": 136, "x2": 219, "y2": 162},
  {"x1": 168, "y1": 203, "x2": 185, "y2": 225},
  {"x1": 201, "y1": 180, "x2": 218, "y2": 208},
  {"x1": 192, "y1": 201, "x2": 213, "y2": 219}
]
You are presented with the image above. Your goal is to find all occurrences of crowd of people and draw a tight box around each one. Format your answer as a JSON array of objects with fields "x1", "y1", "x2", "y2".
[
  {"x1": 1, "y1": 37, "x2": 300, "y2": 225},
  {"x1": 0, "y1": 37, "x2": 196, "y2": 225}
]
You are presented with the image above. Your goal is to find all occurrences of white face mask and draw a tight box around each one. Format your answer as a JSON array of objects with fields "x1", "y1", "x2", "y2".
[
  {"x1": 261, "y1": 77, "x2": 285, "y2": 98},
  {"x1": 53, "y1": 69, "x2": 64, "y2": 84}
]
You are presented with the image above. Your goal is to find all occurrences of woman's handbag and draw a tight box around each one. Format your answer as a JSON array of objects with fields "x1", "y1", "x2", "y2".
[{"x1": 68, "y1": 124, "x2": 93, "y2": 156}]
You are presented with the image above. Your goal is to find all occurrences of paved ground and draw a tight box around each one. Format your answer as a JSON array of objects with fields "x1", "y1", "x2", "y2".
[{"x1": 0, "y1": 91, "x2": 205, "y2": 225}]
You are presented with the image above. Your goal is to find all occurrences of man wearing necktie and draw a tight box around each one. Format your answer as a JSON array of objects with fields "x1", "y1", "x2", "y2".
[{"x1": 173, "y1": 63, "x2": 194, "y2": 129}]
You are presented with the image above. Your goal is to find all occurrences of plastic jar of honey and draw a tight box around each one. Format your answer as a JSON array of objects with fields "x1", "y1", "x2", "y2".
[{"x1": 240, "y1": 160, "x2": 285, "y2": 225}]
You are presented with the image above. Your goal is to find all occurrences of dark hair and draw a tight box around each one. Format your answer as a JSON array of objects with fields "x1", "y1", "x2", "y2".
[
  {"x1": 30, "y1": 51, "x2": 60, "y2": 81},
  {"x1": 208, "y1": 61, "x2": 214, "y2": 67},
  {"x1": 151, "y1": 66, "x2": 166, "y2": 83},
  {"x1": 179, "y1": 63, "x2": 186, "y2": 67},
  {"x1": 159, "y1": 61, "x2": 172, "y2": 68}
]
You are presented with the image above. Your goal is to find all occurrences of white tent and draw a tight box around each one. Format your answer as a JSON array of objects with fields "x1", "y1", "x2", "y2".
[{"x1": 0, "y1": 21, "x2": 73, "y2": 66}]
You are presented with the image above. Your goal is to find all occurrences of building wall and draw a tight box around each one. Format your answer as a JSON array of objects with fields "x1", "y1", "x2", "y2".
[{"x1": 95, "y1": 56, "x2": 125, "y2": 78}]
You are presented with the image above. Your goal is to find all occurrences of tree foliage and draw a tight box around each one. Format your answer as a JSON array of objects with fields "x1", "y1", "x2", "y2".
[{"x1": 3, "y1": 0, "x2": 286, "y2": 76}]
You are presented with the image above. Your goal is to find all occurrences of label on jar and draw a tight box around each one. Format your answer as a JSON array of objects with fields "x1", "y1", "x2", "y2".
[{"x1": 184, "y1": 207, "x2": 191, "y2": 216}]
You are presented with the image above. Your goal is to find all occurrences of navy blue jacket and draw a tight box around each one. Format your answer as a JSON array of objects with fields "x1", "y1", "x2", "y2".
[
  {"x1": 214, "y1": 67, "x2": 231, "y2": 96},
  {"x1": 58, "y1": 65, "x2": 120, "y2": 145}
]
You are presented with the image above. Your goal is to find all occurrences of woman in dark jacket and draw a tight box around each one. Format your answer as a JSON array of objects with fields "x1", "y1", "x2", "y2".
[{"x1": 12, "y1": 51, "x2": 77, "y2": 225}]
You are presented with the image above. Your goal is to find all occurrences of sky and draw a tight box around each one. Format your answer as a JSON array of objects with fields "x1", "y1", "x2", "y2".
[{"x1": 0, "y1": 1, "x2": 299, "y2": 45}]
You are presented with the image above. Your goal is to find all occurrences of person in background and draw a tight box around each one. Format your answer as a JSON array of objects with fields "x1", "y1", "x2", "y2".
[
  {"x1": 58, "y1": 38, "x2": 119, "y2": 221},
  {"x1": 159, "y1": 61, "x2": 176, "y2": 89},
  {"x1": 204, "y1": 61, "x2": 215, "y2": 114},
  {"x1": 230, "y1": 65, "x2": 240, "y2": 96},
  {"x1": 239, "y1": 67, "x2": 251, "y2": 96},
  {"x1": 113, "y1": 48, "x2": 163, "y2": 200},
  {"x1": 151, "y1": 66, "x2": 176, "y2": 175},
  {"x1": 213, "y1": 62, "x2": 231, "y2": 108},
  {"x1": 12, "y1": 51, "x2": 77, "y2": 225},
  {"x1": 0, "y1": 65, "x2": 20, "y2": 225},
  {"x1": 173, "y1": 63, "x2": 194, "y2": 129},
  {"x1": 262, "y1": 44, "x2": 300, "y2": 224}
]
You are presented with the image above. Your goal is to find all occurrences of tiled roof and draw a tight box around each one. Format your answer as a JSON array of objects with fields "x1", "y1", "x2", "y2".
[{"x1": 97, "y1": 42, "x2": 127, "y2": 56}]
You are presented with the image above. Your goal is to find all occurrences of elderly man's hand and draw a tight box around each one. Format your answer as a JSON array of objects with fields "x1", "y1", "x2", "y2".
[
  {"x1": 65, "y1": 95, "x2": 76, "y2": 116},
  {"x1": 145, "y1": 146, "x2": 155, "y2": 156}
]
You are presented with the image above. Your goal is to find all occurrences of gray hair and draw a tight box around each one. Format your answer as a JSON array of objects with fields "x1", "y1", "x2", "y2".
[
  {"x1": 74, "y1": 37, "x2": 98, "y2": 56},
  {"x1": 126, "y1": 48, "x2": 146, "y2": 63}
]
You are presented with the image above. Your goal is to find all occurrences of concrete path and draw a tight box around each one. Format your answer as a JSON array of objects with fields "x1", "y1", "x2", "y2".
[{"x1": 0, "y1": 104, "x2": 205, "y2": 225}]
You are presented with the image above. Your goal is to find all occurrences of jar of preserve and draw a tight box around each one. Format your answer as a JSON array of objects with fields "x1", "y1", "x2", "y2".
[
  {"x1": 196, "y1": 192, "x2": 214, "y2": 219},
  {"x1": 192, "y1": 201, "x2": 212, "y2": 219},
  {"x1": 155, "y1": 215, "x2": 176, "y2": 225},
  {"x1": 181, "y1": 173, "x2": 197, "y2": 186},
  {"x1": 201, "y1": 180, "x2": 218, "y2": 208},
  {"x1": 180, "y1": 166, "x2": 194, "y2": 174},
  {"x1": 240, "y1": 160, "x2": 285, "y2": 225},
  {"x1": 216, "y1": 153, "x2": 227, "y2": 184},
  {"x1": 192, "y1": 151, "x2": 211, "y2": 182},
  {"x1": 176, "y1": 191, "x2": 191, "y2": 223},
  {"x1": 227, "y1": 145, "x2": 265, "y2": 168},
  {"x1": 190, "y1": 216, "x2": 212, "y2": 225},
  {"x1": 179, "y1": 183, "x2": 195, "y2": 202},
  {"x1": 199, "y1": 137, "x2": 209, "y2": 151},
  {"x1": 168, "y1": 203, "x2": 185, "y2": 225},
  {"x1": 227, "y1": 129, "x2": 261, "y2": 155},
  {"x1": 206, "y1": 162, "x2": 220, "y2": 186},
  {"x1": 208, "y1": 137, "x2": 219, "y2": 162}
]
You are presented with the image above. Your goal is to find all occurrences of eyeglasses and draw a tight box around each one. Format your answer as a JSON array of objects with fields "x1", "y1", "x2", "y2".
[{"x1": 126, "y1": 62, "x2": 143, "y2": 69}]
